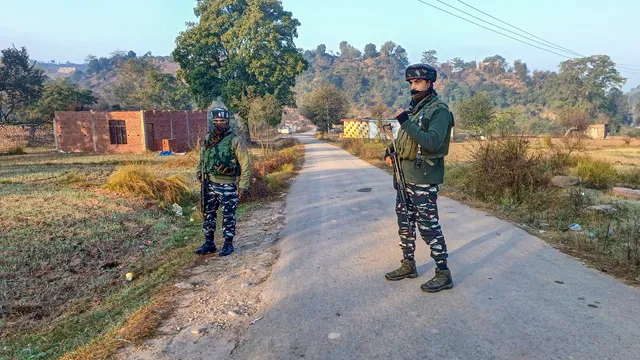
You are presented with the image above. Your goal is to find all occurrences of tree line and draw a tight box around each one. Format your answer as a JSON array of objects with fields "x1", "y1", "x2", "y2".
[{"x1": 2, "y1": 0, "x2": 639, "y2": 137}]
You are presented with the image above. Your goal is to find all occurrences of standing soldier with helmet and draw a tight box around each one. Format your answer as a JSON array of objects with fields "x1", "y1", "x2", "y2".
[
  {"x1": 384, "y1": 64, "x2": 455, "y2": 293},
  {"x1": 194, "y1": 108, "x2": 251, "y2": 256}
]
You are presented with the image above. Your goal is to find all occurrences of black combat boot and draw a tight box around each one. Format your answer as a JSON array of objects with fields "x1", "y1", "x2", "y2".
[
  {"x1": 219, "y1": 239, "x2": 234, "y2": 256},
  {"x1": 194, "y1": 234, "x2": 217, "y2": 255},
  {"x1": 420, "y1": 268, "x2": 453, "y2": 293},
  {"x1": 385, "y1": 259, "x2": 418, "y2": 281}
]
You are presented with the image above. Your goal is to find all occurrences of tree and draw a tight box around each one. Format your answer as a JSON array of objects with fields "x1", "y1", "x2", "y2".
[
  {"x1": 550, "y1": 55, "x2": 625, "y2": 116},
  {"x1": 248, "y1": 94, "x2": 282, "y2": 154},
  {"x1": 380, "y1": 41, "x2": 396, "y2": 57},
  {"x1": 31, "y1": 79, "x2": 97, "y2": 122},
  {"x1": 394, "y1": 45, "x2": 409, "y2": 67},
  {"x1": 513, "y1": 60, "x2": 529, "y2": 84},
  {"x1": 0, "y1": 46, "x2": 47, "y2": 123},
  {"x1": 421, "y1": 50, "x2": 438, "y2": 67},
  {"x1": 108, "y1": 58, "x2": 193, "y2": 110},
  {"x1": 300, "y1": 84, "x2": 349, "y2": 133},
  {"x1": 339, "y1": 41, "x2": 362, "y2": 59},
  {"x1": 172, "y1": 0, "x2": 308, "y2": 126},
  {"x1": 370, "y1": 101, "x2": 387, "y2": 119},
  {"x1": 450, "y1": 57, "x2": 465, "y2": 73},
  {"x1": 363, "y1": 43, "x2": 378, "y2": 59},
  {"x1": 316, "y1": 44, "x2": 327, "y2": 56},
  {"x1": 558, "y1": 106, "x2": 591, "y2": 132},
  {"x1": 456, "y1": 92, "x2": 496, "y2": 136}
]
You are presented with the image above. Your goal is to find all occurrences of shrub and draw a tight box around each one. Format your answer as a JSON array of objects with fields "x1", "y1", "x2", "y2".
[
  {"x1": 543, "y1": 135, "x2": 554, "y2": 149},
  {"x1": 572, "y1": 158, "x2": 618, "y2": 189},
  {"x1": 464, "y1": 136, "x2": 550, "y2": 203}
]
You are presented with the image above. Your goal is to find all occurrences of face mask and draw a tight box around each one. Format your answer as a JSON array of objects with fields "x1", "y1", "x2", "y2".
[{"x1": 213, "y1": 123, "x2": 228, "y2": 135}]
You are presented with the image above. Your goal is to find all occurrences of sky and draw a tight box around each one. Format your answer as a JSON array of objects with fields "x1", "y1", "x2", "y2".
[{"x1": 2, "y1": 0, "x2": 639, "y2": 90}]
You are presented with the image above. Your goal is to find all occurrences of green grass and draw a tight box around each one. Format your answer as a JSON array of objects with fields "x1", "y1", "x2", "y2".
[{"x1": 0, "y1": 140, "x2": 302, "y2": 360}]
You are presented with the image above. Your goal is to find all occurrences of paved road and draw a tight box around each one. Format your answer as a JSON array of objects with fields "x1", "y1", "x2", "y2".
[{"x1": 232, "y1": 132, "x2": 640, "y2": 360}]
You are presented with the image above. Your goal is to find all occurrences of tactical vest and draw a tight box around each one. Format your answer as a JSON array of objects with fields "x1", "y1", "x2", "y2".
[
  {"x1": 396, "y1": 98, "x2": 454, "y2": 163},
  {"x1": 205, "y1": 132, "x2": 241, "y2": 177}
]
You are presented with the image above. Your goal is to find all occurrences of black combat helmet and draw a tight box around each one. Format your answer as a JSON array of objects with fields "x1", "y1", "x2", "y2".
[
  {"x1": 208, "y1": 107, "x2": 230, "y2": 132},
  {"x1": 405, "y1": 64, "x2": 437, "y2": 83}
]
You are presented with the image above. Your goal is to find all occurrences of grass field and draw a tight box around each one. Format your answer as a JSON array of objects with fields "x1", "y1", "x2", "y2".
[{"x1": 0, "y1": 140, "x2": 303, "y2": 359}]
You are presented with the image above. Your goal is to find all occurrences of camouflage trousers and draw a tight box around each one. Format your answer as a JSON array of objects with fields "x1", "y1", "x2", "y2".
[
  {"x1": 203, "y1": 182, "x2": 239, "y2": 240},
  {"x1": 396, "y1": 183, "x2": 448, "y2": 269}
]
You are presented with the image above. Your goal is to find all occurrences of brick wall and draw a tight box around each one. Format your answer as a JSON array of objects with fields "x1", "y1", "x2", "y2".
[
  {"x1": 55, "y1": 111, "x2": 144, "y2": 153},
  {"x1": 0, "y1": 124, "x2": 54, "y2": 149},
  {"x1": 55, "y1": 110, "x2": 209, "y2": 153}
]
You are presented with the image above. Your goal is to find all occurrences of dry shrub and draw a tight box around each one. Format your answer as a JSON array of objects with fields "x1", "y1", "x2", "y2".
[
  {"x1": 253, "y1": 152, "x2": 296, "y2": 176},
  {"x1": 341, "y1": 138, "x2": 386, "y2": 160},
  {"x1": 104, "y1": 165, "x2": 191, "y2": 204},
  {"x1": 162, "y1": 154, "x2": 198, "y2": 168},
  {"x1": 464, "y1": 136, "x2": 550, "y2": 203},
  {"x1": 543, "y1": 135, "x2": 554, "y2": 149},
  {"x1": 572, "y1": 158, "x2": 618, "y2": 189}
]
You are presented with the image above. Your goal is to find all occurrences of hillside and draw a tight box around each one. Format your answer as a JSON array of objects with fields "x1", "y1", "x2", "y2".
[{"x1": 32, "y1": 43, "x2": 639, "y2": 129}]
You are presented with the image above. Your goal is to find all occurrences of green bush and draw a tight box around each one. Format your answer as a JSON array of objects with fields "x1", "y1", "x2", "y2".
[
  {"x1": 572, "y1": 158, "x2": 618, "y2": 189},
  {"x1": 464, "y1": 136, "x2": 550, "y2": 203}
]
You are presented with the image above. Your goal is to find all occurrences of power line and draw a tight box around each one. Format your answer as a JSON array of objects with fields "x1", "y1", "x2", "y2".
[
  {"x1": 455, "y1": 0, "x2": 640, "y2": 71},
  {"x1": 416, "y1": 0, "x2": 640, "y2": 74},
  {"x1": 433, "y1": 0, "x2": 582, "y2": 58},
  {"x1": 416, "y1": 0, "x2": 573, "y2": 59},
  {"x1": 456, "y1": 0, "x2": 584, "y2": 58}
]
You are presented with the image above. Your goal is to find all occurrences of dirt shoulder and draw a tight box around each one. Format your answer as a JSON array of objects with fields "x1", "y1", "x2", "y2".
[{"x1": 114, "y1": 198, "x2": 287, "y2": 360}]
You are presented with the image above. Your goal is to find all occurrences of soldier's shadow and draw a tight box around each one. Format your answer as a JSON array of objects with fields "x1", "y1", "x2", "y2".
[{"x1": 415, "y1": 224, "x2": 515, "y2": 285}]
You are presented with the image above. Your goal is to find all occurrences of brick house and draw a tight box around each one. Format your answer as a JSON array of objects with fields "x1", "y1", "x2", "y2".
[{"x1": 54, "y1": 110, "x2": 210, "y2": 153}]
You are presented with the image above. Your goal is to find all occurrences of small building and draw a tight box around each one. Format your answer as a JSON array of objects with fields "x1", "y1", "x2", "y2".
[
  {"x1": 341, "y1": 119, "x2": 401, "y2": 139},
  {"x1": 54, "y1": 110, "x2": 209, "y2": 153},
  {"x1": 584, "y1": 124, "x2": 609, "y2": 140}
]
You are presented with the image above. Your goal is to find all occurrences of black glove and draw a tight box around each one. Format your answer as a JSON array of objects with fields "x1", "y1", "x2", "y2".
[
  {"x1": 239, "y1": 188, "x2": 249, "y2": 201},
  {"x1": 395, "y1": 111, "x2": 409, "y2": 125}
]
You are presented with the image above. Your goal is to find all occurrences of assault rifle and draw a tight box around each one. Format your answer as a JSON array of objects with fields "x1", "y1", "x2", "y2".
[
  {"x1": 199, "y1": 139, "x2": 210, "y2": 216},
  {"x1": 381, "y1": 123, "x2": 408, "y2": 215}
]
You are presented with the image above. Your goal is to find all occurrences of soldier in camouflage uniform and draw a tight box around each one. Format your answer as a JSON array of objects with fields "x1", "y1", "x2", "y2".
[
  {"x1": 194, "y1": 108, "x2": 251, "y2": 256},
  {"x1": 384, "y1": 64, "x2": 455, "y2": 293}
]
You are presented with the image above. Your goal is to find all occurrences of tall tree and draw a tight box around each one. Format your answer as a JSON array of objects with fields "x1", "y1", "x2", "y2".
[
  {"x1": 31, "y1": 79, "x2": 97, "y2": 122},
  {"x1": 421, "y1": 50, "x2": 438, "y2": 67},
  {"x1": 108, "y1": 58, "x2": 193, "y2": 110},
  {"x1": 0, "y1": 46, "x2": 47, "y2": 123},
  {"x1": 548, "y1": 55, "x2": 625, "y2": 116},
  {"x1": 247, "y1": 94, "x2": 282, "y2": 154},
  {"x1": 380, "y1": 41, "x2": 397, "y2": 57},
  {"x1": 300, "y1": 84, "x2": 349, "y2": 133},
  {"x1": 363, "y1": 44, "x2": 379, "y2": 59},
  {"x1": 456, "y1": 92, "x2": 496, "y2": 135},
  {"x1": 172, "y1": 0, "x2": 308, "y2": 122}
]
